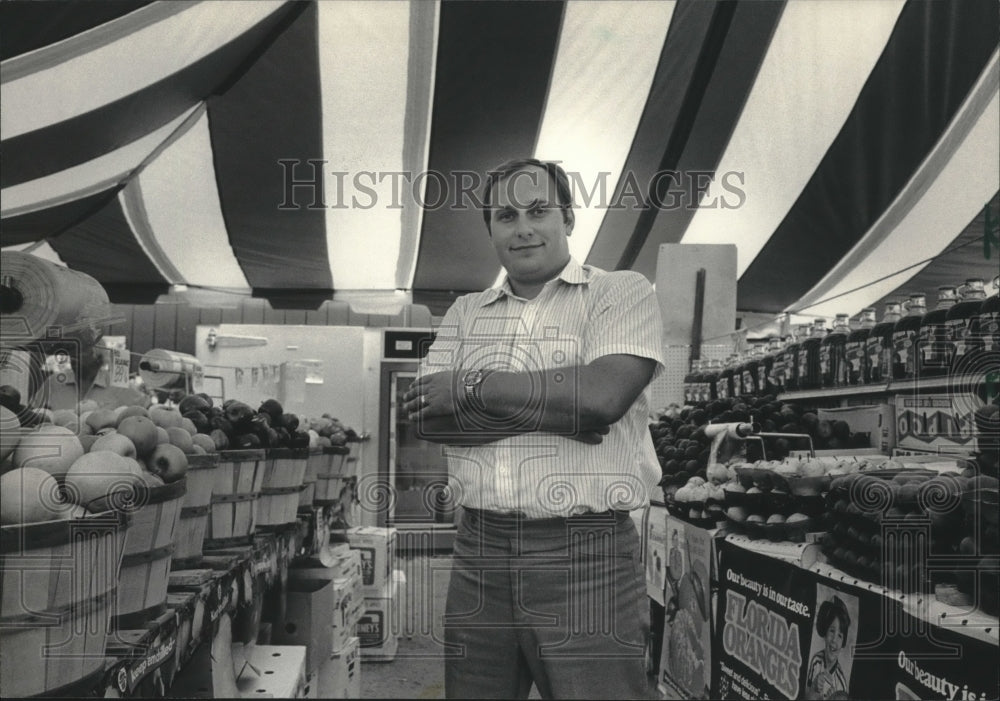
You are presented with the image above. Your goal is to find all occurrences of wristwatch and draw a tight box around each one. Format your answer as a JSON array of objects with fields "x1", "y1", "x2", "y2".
[{"x1": 462, "y1": 369, "x2": 489, "y2": 410}]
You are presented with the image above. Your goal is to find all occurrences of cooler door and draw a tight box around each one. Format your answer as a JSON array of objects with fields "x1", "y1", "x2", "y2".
[{"x1": 384, "y1": 369, "x2": 454, "y2": 527}]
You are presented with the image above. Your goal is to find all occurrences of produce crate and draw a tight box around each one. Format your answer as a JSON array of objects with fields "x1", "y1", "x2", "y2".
[
  {"x1": 300, "y1": 448, "x2": 325, "y2": 507},
  {"x1": 258, "y1": 485, "x2": 308, "y2": 528},
  {"x1": 314, "y1": 446, "x2": 351, "y2": 505},
  {"x1": 1, "y1": 510, "x2": 128, "y2": 698},
  {"x1": 205, "y1": 449, "x2": 266, "y2": 548},
  {"x1": 114, "y1": 477, "x2": 186, "y2": 629},
  {"x1": 258, "y1": 448, "x2": 309, "y2": 529},
  {"x1": 172, "y1": 453, "x2": 219, "y2": 568}
]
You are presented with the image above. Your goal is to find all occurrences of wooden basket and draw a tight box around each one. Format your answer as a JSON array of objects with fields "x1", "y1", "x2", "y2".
[
  {"x1": 114, "y1": 477, "x2": 186, "y2": 630},
  {"x1": 1, "y1": 510, "x2": 129, "y2": 698},
  {"x1": 205, "y1": 449, "x2": 266, "y2": 549},
  {"x1": 263, "y1": 448, "x2": 309, "y2": 490},
  {"x1": 257, "y1": 485, "x2": 308, "y2": 529},
  {"x1": 314, "y1": 446, "x2": 351, "y2": 505},
  {"x1": 300, "y1": 448, "x2": 324, "y2": 507},
  {"x1": 172, "y1": 453, "x2": 220, "y2": 569}
]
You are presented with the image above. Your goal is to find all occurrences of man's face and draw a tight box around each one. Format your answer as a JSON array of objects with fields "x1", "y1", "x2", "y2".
[{"x1": 488, "y1": 165, "x2": 572, "y2": 294}]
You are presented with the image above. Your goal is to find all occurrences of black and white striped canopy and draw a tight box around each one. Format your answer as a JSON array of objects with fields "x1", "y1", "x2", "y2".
[{"x1": 2, "y1": 0, "x2": 998, "y2": 320}]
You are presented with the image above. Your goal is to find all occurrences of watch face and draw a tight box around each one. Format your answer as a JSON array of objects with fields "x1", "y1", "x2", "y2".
[{"x1": 463, "y1": 369, "x2": 481, "y2": 387}]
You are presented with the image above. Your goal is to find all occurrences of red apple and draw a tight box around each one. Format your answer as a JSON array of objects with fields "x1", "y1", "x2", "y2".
[{"x1": 146, "y1": 443, "x2": 188, "y2": 483}]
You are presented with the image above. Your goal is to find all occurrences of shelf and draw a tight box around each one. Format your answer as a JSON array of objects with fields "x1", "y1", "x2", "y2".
[
  {"x1": 778, "y1": 384, "x2": 891, "y2": 401},
  {"x1": 777, "y1": 374, "x2": 989, "y2": 403}
]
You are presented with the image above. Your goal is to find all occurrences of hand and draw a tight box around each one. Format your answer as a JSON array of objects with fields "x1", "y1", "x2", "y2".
[
  {"x1": 565, "y1": 425, "x2": 610, "y2": 444},
  {"x1": 402, "y1": 371, "x2": 458, "y2": 421}
]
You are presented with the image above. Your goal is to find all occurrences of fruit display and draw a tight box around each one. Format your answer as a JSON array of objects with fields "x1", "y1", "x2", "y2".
[
  {"x1": 818, "y1": 464, "x2": 998, "y2": 611},
  {"x1": 651, "y1": 393, "x2": 870, "y2": 493},
  {"x1": 0, "y1": 397, "x2": 197, "y2": 524},
  {"x1": 716, "y1": 456, "x2": 879, "y2": 542}
]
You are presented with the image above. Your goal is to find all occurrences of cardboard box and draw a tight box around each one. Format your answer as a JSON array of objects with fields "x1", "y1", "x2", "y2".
[
  {"x1": 894, "y1": 393, "x2": 980, "y2": 453},
  {"x1": 358, "y1": 578, "x2": 399, "y2": 661},
  {"x1": 234, "y1": 644, "x2": 307, "y2": 699},
  {"x1": 818, "y1": 403, "x2": 896, "y2": 452},
  {"x1": 345, "y1": 526, "x2": 397, "y2": 598},
  {"x1": 288, "y1": 556, "x2": 365, "y2": 653},
  {"x1": 271, "y1": 577, "x2": 335, "y2": 675},
  {"x1": 319, "y1": 636, "x2": 360, "y2": 698},
  {"x1": 303, "y1": 671, "x2": 319, "y2": 699},
  {"x1": 645, "y1": 504, "x2": 668, "y2": 605}
]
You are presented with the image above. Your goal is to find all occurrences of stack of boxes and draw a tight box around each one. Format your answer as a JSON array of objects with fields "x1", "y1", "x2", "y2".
[
  {"x1": 271, "y1": 525, "x2": 401, "y2": 697},
  {"x1": 345, "y1": 526, "x2": 400, "y2": 662},
  {"x1": 278, "y1": 543, "x2": 365, "y2": 698}
]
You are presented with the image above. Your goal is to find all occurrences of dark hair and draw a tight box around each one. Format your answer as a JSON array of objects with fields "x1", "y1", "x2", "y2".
[
  {"x1": 816, "y1": 596, "x2": 851, "y2": 641},
  {"x1": 481, "y1": 158, "x2": 574, "y2": 233}
]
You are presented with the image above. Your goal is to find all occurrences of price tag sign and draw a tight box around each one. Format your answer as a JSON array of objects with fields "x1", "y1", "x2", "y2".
[{"x1": 110, "y1": 348, "x2": 131, "y2": 388}]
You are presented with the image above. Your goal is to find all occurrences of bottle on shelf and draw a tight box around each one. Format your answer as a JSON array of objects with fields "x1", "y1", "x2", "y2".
[
  {"x1": 783, "y1": 325, "x2": 811, "y2": 392},
  {"x1": 760, "y1": 336, "x2": 783, "y2": 396},
  {"x1": 947, "y1": 278, "x2": 987, "y2": 372},
  {"x1": 977, "y1": 275, "x2": 1000, "y2": 355},
  {"x1": 797, "y1": 318, "x2": 828, "y2": 390},
  {"x1": 845, "y1": 308, "x2": 876, "y2": 386},
  {"x1": 741, "y1": 342, "x2": 765, "y2": 396},
  {"x1": 891, "y1": 293, "x2": 927, "y2": 381},
  {"x1": 867, "y1": 301, "x2": 903, "y2": 384},
  {"x1": 715, "y1": 356, "x2": 732, "y2": 401},
  {"x1": 705, "y1": 358, "x2": 722, "y2": 401},
  {"x1": 819, "y1": 313, "x2": 851, "y2": 388},
  {"x1": 683, "y1": 359, "x2": 699, "y2": 404},
  {"x1": 917, "y1": 286, "x2": 959, "y2": 379}
]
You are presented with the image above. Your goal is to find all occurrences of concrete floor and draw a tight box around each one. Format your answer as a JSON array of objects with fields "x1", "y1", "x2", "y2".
[{"x1": 359, "y1": 554, "x2": 667, "y2": 700}]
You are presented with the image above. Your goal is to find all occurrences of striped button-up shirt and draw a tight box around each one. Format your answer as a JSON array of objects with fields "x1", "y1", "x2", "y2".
[{"x1": 421, "y1": 258, "x2": 666, "y2": 518}]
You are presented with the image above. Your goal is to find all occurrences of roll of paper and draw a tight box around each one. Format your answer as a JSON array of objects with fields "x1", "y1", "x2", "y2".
[{"x1": 0, "y1": 251, "x2": 115, "y2": 347}]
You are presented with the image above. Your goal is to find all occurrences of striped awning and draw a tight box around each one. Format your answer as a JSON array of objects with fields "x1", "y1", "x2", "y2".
[{"x1": 2, "y1": 0, "x2": 998, "y2": 322}]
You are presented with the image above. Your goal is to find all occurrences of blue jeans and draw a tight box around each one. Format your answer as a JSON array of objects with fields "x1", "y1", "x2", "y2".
[{"x1": 444, "y1": 508, "x2": 650, "y2": 699}]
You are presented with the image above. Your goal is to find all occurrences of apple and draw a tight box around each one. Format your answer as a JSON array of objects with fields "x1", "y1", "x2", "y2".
[
  {"x1": 1, "y1": 405, "x2": 26, "y2": 462},
  {"x1": 146, "y1": 443, "x2": 188, "y2": 483},
  {"x1": 180, "y1": 417, "x2": 199, "y2": 436},
  {"x1": 799, "y1": 460, "x2": 827, "y2": 478},
  {"x1": 85, "y1": 409, "x2": 118, "y2": 433},
  {"x1": 156, "y1": 426, "x2": 170, "y2": 444},
  {"x1": 51, "y1": 409, "x2": 79, "y2": 428},
  {"x1": 786, "y1": 513, "x2": 810, "y2": 524},
  {"x1": 0, "y1": 467, "x2": 68, "y2": 524},
  {"x1": 149, "y1": 406, "x2": 184, "y2": 430},
  {"x1": 116, "y1": 416, "x2": 159, "y2": 457},
  {"x1": 191, "y1": 434, "x2": 216, "y2": 453},
  {"x1": 90, "y1": 432, "x2": 138, "y2": 459},
  {"x1": 12, "y1": 425, "x2": 85, "y2": 480},
  {"x1": 116, "y1": 405, "x2": 150, "y2": 423},
  {"x1": 746, "y1": 514, "x2": 765, "y2": 523},
  {"x1": 766, "y1": 513, "x2": 786, "y2": 524},
  {"x1": 140, "y1": 471, "x2": 165, "y2": 488},
  {"x1": 209, "y1": 429, "x2": 229, "y2": 451},
  {"x1": 79, "y1": 434, "x2": 101, "y2": 453},
  {"x1": 166, "y1": 426, "x2": 194, "y2": 454},
  {"x1": 726, "y1": 506, "x2": 748, "y2": 522},
  {"x1": 63, "y1": 451, "x2": 144, "y2": 512}
]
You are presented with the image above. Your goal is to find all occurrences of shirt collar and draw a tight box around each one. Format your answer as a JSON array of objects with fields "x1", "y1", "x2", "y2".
[{"x1": 479, "y1": 257, "x2": 590, "y2": 307}]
